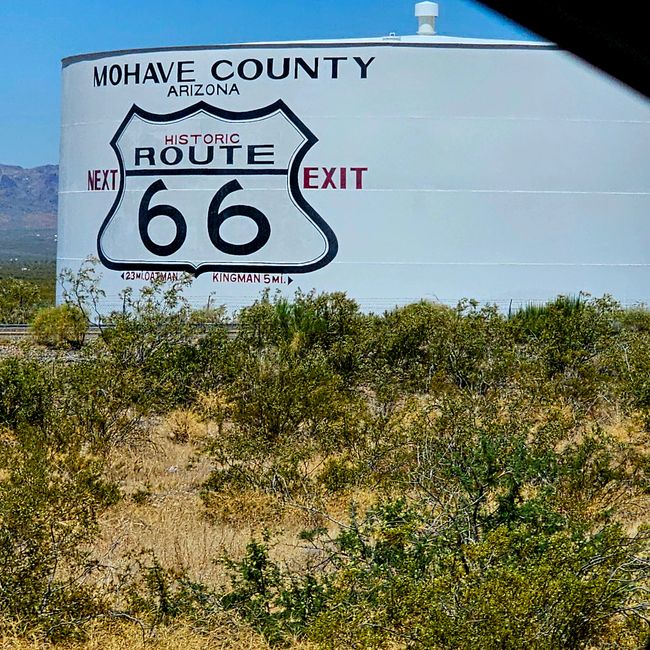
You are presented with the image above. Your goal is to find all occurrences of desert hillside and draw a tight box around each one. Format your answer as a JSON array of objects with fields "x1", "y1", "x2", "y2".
[{"x1": 0, "y1": 164, "x2": 57, "y2": 260}]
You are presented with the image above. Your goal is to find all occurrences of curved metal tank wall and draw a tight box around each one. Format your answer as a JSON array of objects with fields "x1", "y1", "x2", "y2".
[{"x1": 57, "y1": 36, "x2": 650, "y2": 313}]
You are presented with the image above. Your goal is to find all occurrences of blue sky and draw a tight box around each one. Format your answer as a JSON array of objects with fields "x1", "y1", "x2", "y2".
[{"x1": 0, "y1": 0, "x2": 535, "y2": 168}]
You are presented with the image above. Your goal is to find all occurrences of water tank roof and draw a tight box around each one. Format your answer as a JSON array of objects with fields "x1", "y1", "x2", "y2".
[{"x1": 63, "y1": 35, "x2": 553, "y2": 66}]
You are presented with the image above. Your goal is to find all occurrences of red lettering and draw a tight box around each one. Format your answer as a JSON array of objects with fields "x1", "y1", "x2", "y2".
[
  {"x1": 321, "y1": 167, "x2": 337, "y2": 189},
  {"x1": 351, "y1": 167, "x2": 368, "y2": 189},
  {"x1": 303, "y1": 167, "x2": 319, "y2": 189},
  {"x1": 87, "y1": 169, "x2": 119, "y2": 191},
  {"x1": 302, "y1": 166, "x2": 367, "y2": 190}
]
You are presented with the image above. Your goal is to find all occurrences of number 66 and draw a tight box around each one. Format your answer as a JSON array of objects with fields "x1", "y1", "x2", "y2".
[{"x1": 138, "y1": 179, "x2": 271, "y2": 257}]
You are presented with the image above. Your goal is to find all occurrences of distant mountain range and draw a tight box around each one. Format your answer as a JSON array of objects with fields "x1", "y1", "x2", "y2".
[{"x1": 0, "y1": 164, "x2": 58, "y2": 260}]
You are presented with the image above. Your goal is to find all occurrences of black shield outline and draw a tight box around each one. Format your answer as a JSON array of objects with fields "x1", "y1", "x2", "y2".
[{"x1": 97, "y1": 100, "x2": 338, "y2": 275}]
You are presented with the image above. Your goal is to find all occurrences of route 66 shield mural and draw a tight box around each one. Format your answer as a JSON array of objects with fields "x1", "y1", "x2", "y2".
[{"x1": 98, "y1": 101, "x2": 337, "y2": 275}]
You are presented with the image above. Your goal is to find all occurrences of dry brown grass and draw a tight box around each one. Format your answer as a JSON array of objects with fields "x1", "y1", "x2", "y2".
[
  {"x1": 603, "y1": 416, "x2": 650, "y2": 532},
  {"x1": 163, "y1": 409, "x2": 206, "y2": 444},
  {"x1": 46, "y1": 421, "x2": 329, "y2": 649},
  {"x1": 96, "y1": 411, "x2": 649, "y2": 580},
  {"x1": 6, "y1": 407, "x2": 645, "y2": 649},
  {"x1": 97, "y1": 423, "x2": 224, "y2": 585},
  {"x1": 0, "y1": 619, "x2": 317, "y2": 649},
  {"x1": 95, "y1": 418, "x2": 348, "y2": 589}
]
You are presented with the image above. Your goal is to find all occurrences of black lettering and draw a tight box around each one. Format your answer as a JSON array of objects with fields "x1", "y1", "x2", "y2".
[
  {"x1": 93, "y1": 65, "x2": 107, "y2": 86},
  {"x1": 109, "y1": 64, "x2": 122, "y2": 85},
  {"x1": 247, "y1": 144, "x2": 274, "y2": 165},
  {"x1": 211, "y1": 60, "x2": 234, "y2": 81},
  {"x1": 178, "y1": 60, "x2": 195, "y2": 82},
  {"x1": 238, "y1": 59, "x2": 263, "y2": 80},
  {"x1": 135, "y1": 147, "x2": 155, "y2": 166},
  {"x1": 220, "y1": 145, "x2": 242, "y2": 165},
  {"x1": 294, "y1": 57, "x2": 318, "y2": 79},
  {"x1": 353, "y1": 56, "x2": 375, "y2": 79},
  {"x1": 324, "y1": 56, "x2": 347, "y2": 78},
  {"x1": 189, "y1": 145, "x2": 214, "y2": 165},
  {"x1": 267, "y1": 57, "x2": 290, "y2": 80},
  {"x1": 156, "y1": 62, "x2": 174, "y2": 83},
  {"x1": 160, "y1": 146, "x2": 182, "y2": 165},
  {"x1": 124, "y1": 63, "x2": 140, "y2": 84},
  {"x1": 142, "y1": 63, "x2": 160, "y2": 83}
]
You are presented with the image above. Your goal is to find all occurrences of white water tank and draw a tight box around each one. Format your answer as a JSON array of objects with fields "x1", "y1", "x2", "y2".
[{"x1": 57, "y1": 4, "x2": 650, "y2": 312}]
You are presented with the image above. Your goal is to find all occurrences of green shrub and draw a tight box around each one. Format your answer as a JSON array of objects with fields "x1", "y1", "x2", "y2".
[
  {"x1": 615, "y1": 305, "x2": 650, "y2": 334},
  {"x1": 612, "y1": 324, "x2": 650, "y2": 429},
  {"x1": 0, "y1": 351, "x2": 152, "y2": 456},
  {"x1": 217, "y1": 387, "x2": 649, "y2": 648},
  {"x1": 0, "y1": 278, "x2": 41, "y2": 323},
  {"x1": 31, "y1": 303, "x2": 87, "y2": 348},
  {"x1": 364, "y1": 300, "x2": 515, "y2": 394},
  {"x1": 0, "y1": 423, "x2": 118, "y2": 640},
  {"x1": 236, "y1": 290, "x2": 365, "y2": 382},
  {"x1": 221, "y1": 537, "x2": 326, "y2": 645},
  {"x1": 362, "y1": 301, "x2": 449, "y2": 392},
  {"x1": 121, "y1": 553, "x2": 219, "y2": 630},
  {"x1": 0, "y1": 357, "x2": 52, "y2": 428},
  {"x1": 202, "y1": 346, "x2": 353, "y2": 498},
  {"x1": 2, "y1": 276, "x2": 649, "y2": 647},
  {"x1": 97, "y1": 277, "x2": 233, "y2": 410},
  {"x1": 217, "y1": 500, "x2": 648, "y2": 649},
  {"x1": 52, "y1": 353, "x2": 152, "y2": 454},
  {"x1": 306, "y1": 503, "x2": 648, "y2": 650},
  {"x1": 509, "y1": 295, "x2": 621, "y2": 410}
]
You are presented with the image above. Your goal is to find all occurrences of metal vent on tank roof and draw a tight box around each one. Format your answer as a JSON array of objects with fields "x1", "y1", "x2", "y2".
[{"x1": 415, "y1": 1, "x2": 439, "y2": 35}]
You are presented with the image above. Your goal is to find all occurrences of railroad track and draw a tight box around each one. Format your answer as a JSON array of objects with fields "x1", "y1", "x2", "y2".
[
  {"x1": 0, "y1": 324, "x2": 103, "y2": 341},
  {"x1": 0, "y1": 324, "x2": 31, "y2": 337},
  {"x1": 0, "y1": 323, "x2": 240, "y2": 341}
]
